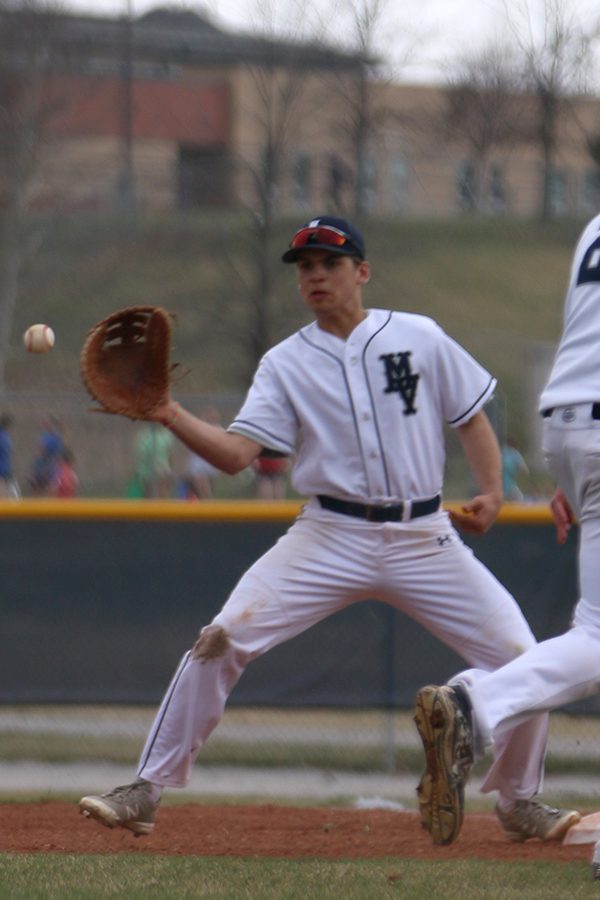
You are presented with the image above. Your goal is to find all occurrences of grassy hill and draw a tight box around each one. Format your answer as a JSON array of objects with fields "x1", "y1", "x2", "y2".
[{"x1": 4, "y1": 212, "x2": 585, "y2": 496}]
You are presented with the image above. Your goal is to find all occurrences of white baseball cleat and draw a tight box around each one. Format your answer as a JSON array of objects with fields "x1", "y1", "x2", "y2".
[
  {"x1": 495, "y1": 797, "x2": 580, "y2": 843},
  {"x1": 79, "y1": 779, "x2": 158, "y2": 836}
]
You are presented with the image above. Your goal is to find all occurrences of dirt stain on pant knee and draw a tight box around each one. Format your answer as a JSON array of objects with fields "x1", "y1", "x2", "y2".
[{"x1": 193, "y1": 625, "x2": 230, "y2": 661}]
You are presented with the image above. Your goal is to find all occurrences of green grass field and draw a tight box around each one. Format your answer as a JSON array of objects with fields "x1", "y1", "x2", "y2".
[{"x1": 0, "y1": 853, "x2": 595, "y2": 898}]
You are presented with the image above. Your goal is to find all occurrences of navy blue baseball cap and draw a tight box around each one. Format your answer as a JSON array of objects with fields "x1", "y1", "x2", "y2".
[{"x1": 281, "y1": 216, "x2": 366, "y2": 263}]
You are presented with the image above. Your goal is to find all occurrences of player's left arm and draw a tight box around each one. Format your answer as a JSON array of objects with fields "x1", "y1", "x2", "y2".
[{"x1": 451, "y1": 409, "x2": 503, "y2": 534}]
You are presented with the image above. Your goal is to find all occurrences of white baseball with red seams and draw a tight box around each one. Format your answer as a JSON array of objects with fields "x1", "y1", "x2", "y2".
[{"x1": 23, "y1": 324, "x2": 55, "y2": 353}]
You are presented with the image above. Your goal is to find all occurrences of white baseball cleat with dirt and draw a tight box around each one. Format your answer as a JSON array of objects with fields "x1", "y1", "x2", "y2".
[
  {"x1": 495, "y1": 798, "x2": 580, "y2": 843},
  {"x1": 79, "y1": 779, "x2": 158, "y2": 836}
]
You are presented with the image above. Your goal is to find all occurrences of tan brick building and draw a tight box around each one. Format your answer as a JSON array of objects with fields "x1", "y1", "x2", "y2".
[{"x1": 3, "y1": 6, "x2": 600, "y2": 219}]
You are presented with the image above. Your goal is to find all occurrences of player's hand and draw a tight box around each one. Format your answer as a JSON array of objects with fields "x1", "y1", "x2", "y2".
[
  {"x1": 449, "y1": 492, "x2": 502, "y2": 535},
  {"x1": 145, "y1": 394, "x2": 180, "y2": 426},
  {"x1": 147, "y1": 396, "x2": 175, "y2": 425},
  {"x1": 549, "y1": 487, "x2": 574, "y2": 544}
]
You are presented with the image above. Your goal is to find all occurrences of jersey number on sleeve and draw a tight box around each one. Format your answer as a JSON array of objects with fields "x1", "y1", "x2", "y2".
[{"x1": 577, "y1": 236, "x2": 600, "y2": 285}]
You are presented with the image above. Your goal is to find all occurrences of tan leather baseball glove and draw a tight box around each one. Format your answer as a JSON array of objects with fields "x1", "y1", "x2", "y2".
[{"x1": 81, "y1": 305, "x2": 175, "y2": 419}]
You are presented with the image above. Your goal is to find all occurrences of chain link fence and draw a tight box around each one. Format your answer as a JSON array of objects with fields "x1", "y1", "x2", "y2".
[{"x1": 0, "y1": 489, "x2": 599, "y2": 804}]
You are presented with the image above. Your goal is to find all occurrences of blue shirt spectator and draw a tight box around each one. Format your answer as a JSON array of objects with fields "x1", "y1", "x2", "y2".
[
  {"x1": 28, "y1": 415, "x2": 65, "y2": 495},
  {"x1": 0, "y1": 413, "x2": 20, "y2": 498},
  {"x1": 501, "y1": 440, "x2": 529, "y2": 502},
  {"x1": 0, "y1": 414, "x2": 13, "y2": 479}
]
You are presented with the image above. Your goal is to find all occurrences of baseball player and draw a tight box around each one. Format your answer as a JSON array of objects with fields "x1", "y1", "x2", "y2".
[
  {"x1": 78, "y1": 215, "x2": 574, "y2": 844},
  {"x1": 413, "y1": 215, "x2": 600, "y2": 855}
]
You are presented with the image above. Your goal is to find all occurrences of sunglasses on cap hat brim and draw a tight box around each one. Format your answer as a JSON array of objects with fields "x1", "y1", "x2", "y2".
[
  {"x1": 290, "y1": 224, "x2": 350, "y2": 248},
  {"x1": 287, "y1": 224, "x2": 363, "y2": 255}
]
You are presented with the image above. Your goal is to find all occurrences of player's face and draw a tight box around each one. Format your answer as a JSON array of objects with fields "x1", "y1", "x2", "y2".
[{"x1": 295, "y1": 250, "x2": 370, "y2": 321}]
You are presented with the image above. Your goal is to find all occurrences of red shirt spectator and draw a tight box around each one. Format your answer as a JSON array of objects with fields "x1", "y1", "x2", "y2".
[{"x1": 50, "y1": 448, "x2": 79, "y2": 498}]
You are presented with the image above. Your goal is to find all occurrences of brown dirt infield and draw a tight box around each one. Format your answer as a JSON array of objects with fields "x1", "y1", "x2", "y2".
[{"x1": 0, "y1": 802, "x2": 593, "y2": 861}]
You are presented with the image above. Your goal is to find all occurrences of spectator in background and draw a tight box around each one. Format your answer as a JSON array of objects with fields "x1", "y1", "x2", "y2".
[
  {"x1": 253, "y1": 451, "x2": 289, "y2": 500},
  {"x1": 49, "y1": 447, "x2": 79, "y2": 498},
  {"x1": 178, "y1": 452, "x2": 221, "y2": 500},
  {"x1": 0, "y1": 413, "x2": 19, "y2": 498},
  {"x1": 501, "y1": 437, "x2": 529, "y2": 501},
  {"x1": 28, "y1": 415, "x2": 64, "y2": 496},
  {"x1": 132, "y1": 423, "x2": 175, "y2": 498},
  {"x1": 177, "y1": 407, "x2": 224, "y2": 500},
  {"x1": 179, "y1": 453, "x2": 221, "y2": 500}
]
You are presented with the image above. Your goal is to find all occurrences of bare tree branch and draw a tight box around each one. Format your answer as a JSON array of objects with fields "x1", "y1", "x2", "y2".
[
  {"x1": 441, "y1": 42, "x2": 527, "y2": 213},
  {"x1": 502, "y1": 0, "x2": 600, "y2": 218},
  {"x1": 0, "y1": 0, "x2": 66, "y2": 392}
]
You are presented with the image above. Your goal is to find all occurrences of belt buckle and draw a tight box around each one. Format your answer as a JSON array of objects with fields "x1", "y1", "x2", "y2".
[
  {"x1": 366, "y1": 503, "x2": 402, "y2": 522},
  {"x1": 365, "y1": 504, "x2": 378, "y2": 522}
]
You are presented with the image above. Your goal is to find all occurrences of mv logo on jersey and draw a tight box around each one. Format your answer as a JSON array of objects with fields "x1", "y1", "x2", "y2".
[{"x1": 379, "y1": 352, "x2": 419, "y2": 414}]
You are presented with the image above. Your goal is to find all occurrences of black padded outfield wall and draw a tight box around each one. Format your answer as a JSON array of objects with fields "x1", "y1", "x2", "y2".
[{"x1": 0, "y1": 501, "x2": 584, "y2": 710}]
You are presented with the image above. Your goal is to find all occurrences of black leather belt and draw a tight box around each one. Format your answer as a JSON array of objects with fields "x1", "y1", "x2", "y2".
[
  {"x1": 317, "y1": 494, "x2": 441, "y2": 522},
  {"x1": 542, "y1": 403, "x2": 600, "y2": 419}
]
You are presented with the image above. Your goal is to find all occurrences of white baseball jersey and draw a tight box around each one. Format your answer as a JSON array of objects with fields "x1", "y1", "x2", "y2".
[
  {"x1": 229, "y1": 308, "x2": 496, "y2": 503},
  {"x1": 540, "y1": 213, "x2": 600, "y2": 410},
  {"x1": 136, "y1": 307, "x2": 548, "y2": 809}
]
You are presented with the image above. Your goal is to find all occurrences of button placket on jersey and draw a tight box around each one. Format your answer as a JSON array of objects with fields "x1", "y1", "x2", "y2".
[{"x1": 344, "y1": 343, "x2": 386, "y2": 497}]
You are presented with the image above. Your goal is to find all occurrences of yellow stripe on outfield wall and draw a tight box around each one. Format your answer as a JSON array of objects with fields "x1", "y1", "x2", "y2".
[
  {"x1": 0, "y1": 499, "x2": 302, "y2": 521},
  {"x1": 0, "y1": 498, "x2": 555, "y2": 524}
]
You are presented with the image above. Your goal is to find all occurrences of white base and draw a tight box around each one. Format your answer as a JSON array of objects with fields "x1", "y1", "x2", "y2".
[{"x1": 562, "y1": 811, "x2": 600, "y2": 845}]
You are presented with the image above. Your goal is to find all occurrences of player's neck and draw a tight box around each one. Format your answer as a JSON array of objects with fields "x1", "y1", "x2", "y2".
[{"x1": 315, "y1": 306, "x2": 367, "y2": 340}]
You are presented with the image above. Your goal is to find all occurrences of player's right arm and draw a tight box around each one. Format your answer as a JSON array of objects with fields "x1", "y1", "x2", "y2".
[{"x1": 150, "y1": 399, "x2": 262, "y2": 475}]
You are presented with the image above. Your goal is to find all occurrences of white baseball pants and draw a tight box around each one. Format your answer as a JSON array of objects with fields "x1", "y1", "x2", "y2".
[
  {"x1": 454, "y1": 405, "x2": 600, "y2": 753},
  {"x1": 138, "y1": 501, "x2": 547, "y2": 803}
]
